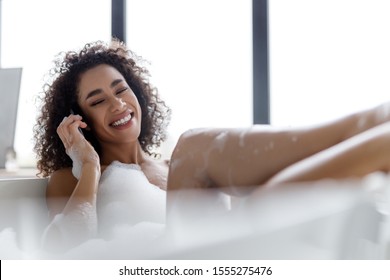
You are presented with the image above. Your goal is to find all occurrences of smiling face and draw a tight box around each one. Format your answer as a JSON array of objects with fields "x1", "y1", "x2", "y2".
[{"x1": 77, "y1": 64, "x2": 142, "y2": 147}]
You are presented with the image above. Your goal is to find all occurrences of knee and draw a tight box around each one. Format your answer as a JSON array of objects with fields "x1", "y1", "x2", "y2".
[
  {"x1": 171, "y1": 128, "x2": 211, "y2": 159},
  {"x1": 177, "y1": 128, "x2": 208, "y2": 144},
  {"x1": 167, "y1": 128, "x2": 213, "y2": 191}
]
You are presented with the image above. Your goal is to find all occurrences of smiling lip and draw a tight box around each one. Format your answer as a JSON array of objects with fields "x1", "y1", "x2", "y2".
[{"x1": 110, "y1": 111, "x2": 134, "y2": 128}]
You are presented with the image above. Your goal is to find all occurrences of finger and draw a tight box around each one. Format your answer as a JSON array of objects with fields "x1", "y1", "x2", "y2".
[
  {"x1": 57, "y1": 117, "x2": 71, "y2": 148},
  {"x1": 65, "y1": 114, "x2": 83, "y2": 123},
  {"x1": 57, "y1": 116, "x2": 83, "y2": 148},
  {"x1": 68, "y1": 120, "x2": 86, "y2": 141},
  {"x1": 61, "y1": 115, "x2": 83, "y2": 130},
  {"x1": 79, "y1": 121, "x2": 88, "y2": 129},
  {"x1": 57, "y1": 114, "x2": 86, "y2": 144}
]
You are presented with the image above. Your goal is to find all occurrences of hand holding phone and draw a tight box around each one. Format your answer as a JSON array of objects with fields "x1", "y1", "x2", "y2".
[
  {"x1": 70, "y1": 109, "x2": 85, "y2": 136},
  {"x1": 59, "y1": 111, "x2": 98, "y2": 179}
]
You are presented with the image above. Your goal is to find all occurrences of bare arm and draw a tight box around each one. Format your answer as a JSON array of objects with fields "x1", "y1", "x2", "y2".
[
  {"x1": 42, "y1": 114, "x2": 101, "y2": 252},
  {"x1": 46, "y1": 164, "x2": 100, "y2": 217},
  {"x1": 43, "y1": 167, "x2": 101, "y2": 252}
]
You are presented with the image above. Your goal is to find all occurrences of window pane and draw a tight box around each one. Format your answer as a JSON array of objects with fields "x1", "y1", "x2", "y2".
[
  {"x1": 127, "y1": 0, "x2": 252, "y2": 144},
  {"x1": 269, "y1": 0, "x2": 390, "y2": 126},
  {"x1": 1, "y1": 0, "x2": 111, "y2": 167}
]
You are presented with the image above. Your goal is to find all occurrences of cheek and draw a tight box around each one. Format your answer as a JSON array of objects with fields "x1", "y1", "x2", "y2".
[
  {"x1": 131, "y1": 95, "x2": 142, "y2": 112},
  {"x1": 92, "y1": 113, "x2": 105, "y2": 128}
]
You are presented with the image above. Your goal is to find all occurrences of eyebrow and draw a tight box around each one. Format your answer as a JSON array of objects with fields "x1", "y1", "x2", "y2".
[{"x1": 85, "y1": 79, "x2": 124, "y2": 101}]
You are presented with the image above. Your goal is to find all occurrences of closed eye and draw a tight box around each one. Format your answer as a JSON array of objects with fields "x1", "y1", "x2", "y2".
[
  {"x1": 91, "y1": 99, "x2": 105, "y2": 106},
  {"x1": 90, "y1": 87, "x2": 128, "y2": 106},
  {"x1": 116, "y1": 87, "x2": 128, "y2": 95}
]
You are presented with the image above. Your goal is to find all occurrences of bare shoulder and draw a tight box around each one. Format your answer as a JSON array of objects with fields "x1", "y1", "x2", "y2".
[
  {"x1": 46, "y1": 168, "x2": 78, "y2": 218},
  {"x1": 47, "y1": 168, "x2": 78, "y2": 197}
]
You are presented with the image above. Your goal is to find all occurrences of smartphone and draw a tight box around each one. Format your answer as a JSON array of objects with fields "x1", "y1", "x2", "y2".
[{"x1": 70, "y1": 109, "x2": 85, "y2": 136}]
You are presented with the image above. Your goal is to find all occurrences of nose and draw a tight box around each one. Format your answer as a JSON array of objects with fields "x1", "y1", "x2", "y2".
[{"x1": 109, "y1": 96, "x2": 126, "y2": 112}]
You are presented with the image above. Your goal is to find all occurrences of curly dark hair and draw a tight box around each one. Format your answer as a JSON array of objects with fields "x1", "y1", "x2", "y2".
[{"x1": 34, "y1": 39, "x2": 171, "y2": 177}]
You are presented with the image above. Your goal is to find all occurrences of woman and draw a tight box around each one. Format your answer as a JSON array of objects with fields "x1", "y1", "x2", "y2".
[
  {"x1": 34, "y1": 38, "x2": 390, "y2": 251},
  {"x1": 34, "y1": 39, "x2": 171, "y2": 250}
]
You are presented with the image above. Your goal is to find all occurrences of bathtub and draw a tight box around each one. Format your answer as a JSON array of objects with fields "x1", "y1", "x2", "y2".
[
  {"x1": 0, "y1": 177, "x2": 48, "y2": 253},
  {"x1": 1, "y1": 173, "x2": 390, "y2": 259}
]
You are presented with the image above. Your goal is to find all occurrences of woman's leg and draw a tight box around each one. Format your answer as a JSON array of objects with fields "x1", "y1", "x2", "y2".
[
  {"x1": 265, "y1": 122, "x2": 390, "y2": 185},
  {"x1": 167, "y1": 103, "x2": 390, "y2": 192}
]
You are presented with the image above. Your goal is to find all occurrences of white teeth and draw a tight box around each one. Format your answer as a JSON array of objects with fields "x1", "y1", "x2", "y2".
[{"x1": 112, "y1": 114, "x2": 132, "y2": 127}]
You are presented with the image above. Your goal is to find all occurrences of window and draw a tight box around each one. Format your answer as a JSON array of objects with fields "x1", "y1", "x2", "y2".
[
  {"x1": 1, "y1": 0, "x2": 110, "y2": 167},
  {"x1": 1, "y1": 0, "x2": 252, "y2": 167},
  {"x1": 127, "y1": 0, "x2": 253, "y2": 146},
  {"x1": 269, "y1": 0, "x2": 390, "y2": 126}
]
